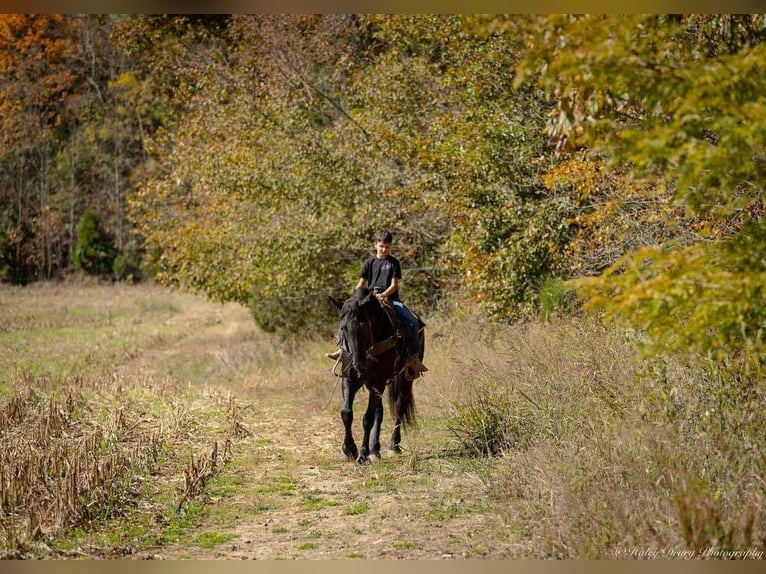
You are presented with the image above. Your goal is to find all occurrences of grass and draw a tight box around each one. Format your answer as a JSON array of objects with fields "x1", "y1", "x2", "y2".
[
  {"x1": 1, "y1": 281, "x2": 765, "y2": 559},
  {"x1": 430, "y1": 314, "x2": 766, "y2": 558},
  {"x1": 194, "y1": 531, "x2": 237, "y2": 549},
  {"x1": 343, "y1": 503, "x2": 370, "y2": 516}
]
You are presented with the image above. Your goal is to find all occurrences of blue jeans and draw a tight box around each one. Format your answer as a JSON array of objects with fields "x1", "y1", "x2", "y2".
[{"x1": 393, "y1": 301, "x2": 420, "y2": 356}]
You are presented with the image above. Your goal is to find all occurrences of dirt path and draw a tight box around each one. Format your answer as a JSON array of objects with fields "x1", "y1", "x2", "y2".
[
  {"x1": 110, "y1": 298, "x2": 511, "y2": 559},
  {"x1": 149, "y1": 381, "x2": 506, "y2": 560}
]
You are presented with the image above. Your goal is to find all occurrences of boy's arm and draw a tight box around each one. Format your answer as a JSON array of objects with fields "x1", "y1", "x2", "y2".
[
  {"x1": 378, "y1": 277, "x2": 398, "y2": 300},
  {"x1": 356, "y1": 278, "x2": 367, "y2": 289}
]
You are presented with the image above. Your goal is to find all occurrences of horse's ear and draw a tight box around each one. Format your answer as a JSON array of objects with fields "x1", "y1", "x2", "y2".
[
  {"x1": 328, "y1": 295, "x2": 344, "y2": 310},
  {"x1": 357, "y1": 289, "x2": 375, "y2": 306}
]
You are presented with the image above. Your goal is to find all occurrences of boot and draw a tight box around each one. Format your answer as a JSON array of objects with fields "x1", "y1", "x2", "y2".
[
  {"x1": 325, "y1": 349, "x2": 341, "y2": 360},
  {"x1": 404, "y1": 355, "x2": 426, "y2": 379}
]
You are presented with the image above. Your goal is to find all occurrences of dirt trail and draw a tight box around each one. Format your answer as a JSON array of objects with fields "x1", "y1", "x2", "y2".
[
  {"x1": 112, "y1": 301, "x2": 507, "y2": 559},
  {"x1": 150, "y1": 380, "x2": 501, "y2": 560}
]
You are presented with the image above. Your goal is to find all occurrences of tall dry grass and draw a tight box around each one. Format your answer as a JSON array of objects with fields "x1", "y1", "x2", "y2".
[
  {"x1": 0, "y1": 374, "x2": 159, "y2": 548},
  {"x1": 421, "y1": 309, "x2": 766, "y2": 558},
  {"x1": 0, "y1": 282, "x2": 248, "y2": 557}
]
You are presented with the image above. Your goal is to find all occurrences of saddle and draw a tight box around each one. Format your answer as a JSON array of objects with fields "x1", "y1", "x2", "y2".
[
  {"x1": 332, "y1": 295, "x2": 425, "y2": 379},
  {"x1": 375, "y1": 296, "x2": 426, "y2": 358}
]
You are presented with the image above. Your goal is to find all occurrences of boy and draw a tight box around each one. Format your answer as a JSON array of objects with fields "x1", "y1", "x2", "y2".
[{"x1": 327, "y1": 229, "x2": 426, "y2": 377}]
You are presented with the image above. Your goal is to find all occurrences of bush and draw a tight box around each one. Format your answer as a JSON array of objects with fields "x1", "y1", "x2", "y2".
[
  {"x1": 537, "y1": 276, "x2": 577, "y2": 322},
  {"x1": 72, "y1": 212, "x2": 116, "y2": 277},
  {"x1": 112, "y1": 251, "x2": 142, "y2": 282},
  {"x1": 446, "y1": 362, "x2": 544, "y2": 456},
  {"x1": 247, "y1": 286, "x2": 339, "y2": 338}
]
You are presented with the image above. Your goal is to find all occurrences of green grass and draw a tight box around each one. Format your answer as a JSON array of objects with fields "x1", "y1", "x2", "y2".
[
  {"x1": 343, "y1": 502, "x2": 370, "y2": 516},
  {"x1": 194, "y1": 532, "x2": 237, "y2": 549},
  {"x1": 301, "y1": 494, "x2": 341, "y2": 512},
  {"x1": 254, "y1": 476, "x2": 298, "y2": 496}
]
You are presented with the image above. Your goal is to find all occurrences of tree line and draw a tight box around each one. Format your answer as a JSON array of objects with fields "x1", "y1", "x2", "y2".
[{"x1": 2, "y1": 14, "x2": 765, "y2": 374}]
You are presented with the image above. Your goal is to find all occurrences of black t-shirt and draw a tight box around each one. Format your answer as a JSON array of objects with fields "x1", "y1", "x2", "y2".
[{"x1": 360, "y1": 255, "x2": 402, "y2": 301}]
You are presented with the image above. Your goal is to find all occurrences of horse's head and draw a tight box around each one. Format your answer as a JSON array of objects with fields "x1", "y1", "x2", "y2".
[{"x1": 338, "y1": 287, "x2": 380, "y2": 378}]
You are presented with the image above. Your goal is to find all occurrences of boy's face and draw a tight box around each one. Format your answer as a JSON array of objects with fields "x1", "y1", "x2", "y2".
[{"x1": 374, "y1": 241, "x2": 392, "y2": 259}]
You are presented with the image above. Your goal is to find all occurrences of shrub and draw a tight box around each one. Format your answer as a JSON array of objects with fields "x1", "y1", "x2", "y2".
[
  {"x1": 446, "y1": 362, "x2": 542, "y2": 456},
  {"x1": 537, "y1": 276, "x2": 577, "y2": 322},
  {"x1": 112, "y1": 251, "x2": 142, "y2": 282},
  {"x1": 72, "y1": 212, "x2": 116, "y2": 277}
]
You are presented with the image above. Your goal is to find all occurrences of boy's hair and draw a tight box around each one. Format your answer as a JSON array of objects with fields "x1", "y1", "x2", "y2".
[{"x1": 373, "y1": 229, "x2": 393, "y2": 244}]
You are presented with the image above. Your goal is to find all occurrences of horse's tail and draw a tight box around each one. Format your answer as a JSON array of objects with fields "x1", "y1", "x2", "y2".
[{"x1": 389, "y1": 374, "x2": 416, "y2": 429}]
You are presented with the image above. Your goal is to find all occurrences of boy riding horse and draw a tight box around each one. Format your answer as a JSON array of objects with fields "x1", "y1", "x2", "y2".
[{"x1": 327, "y1": 229, "x2": 427, "y2": 379}]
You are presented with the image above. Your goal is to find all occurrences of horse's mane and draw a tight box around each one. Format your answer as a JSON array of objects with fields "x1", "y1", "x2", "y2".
[{"x1": 341, "y1": 286, "x2": 376, "y2": 316}]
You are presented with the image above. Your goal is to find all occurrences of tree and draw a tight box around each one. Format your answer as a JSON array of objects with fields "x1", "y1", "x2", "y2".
[
  {"x1": 516, "y1": 15, "x2": 766, "y2": 371},
  {"x1": 131, "y1": 15, "x2": 577, "y2": 333},
  {"x1": 0, "y1": 14, "x2": 82, "y2": 281}
]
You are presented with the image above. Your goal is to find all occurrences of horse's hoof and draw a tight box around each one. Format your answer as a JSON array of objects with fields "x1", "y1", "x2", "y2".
[
  {"x1": 388, "y1": 445, "x2": 402, "y2": 455},
  {"x1": 342, "y1": 444, "x2": 358, "y2": 460},
  {"x1": 369, "y1": 452, "x2": 381, "y2": 461},
  {"x1": 357, "y1": 455, "x2": 371, "y2": 465}
]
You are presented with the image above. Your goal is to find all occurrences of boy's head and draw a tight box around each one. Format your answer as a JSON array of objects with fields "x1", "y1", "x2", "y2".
[
  {"x1": 373, "y1": 229, "x2": 393, "y2": 244},
  {"x1": 372, "y1": 229, "x2": 393, "y2": 259}
]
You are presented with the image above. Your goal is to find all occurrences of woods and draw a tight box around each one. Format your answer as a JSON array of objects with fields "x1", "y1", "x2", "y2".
[{"x1": 2, "y1": 14, "x2": 766, "y2": 369}]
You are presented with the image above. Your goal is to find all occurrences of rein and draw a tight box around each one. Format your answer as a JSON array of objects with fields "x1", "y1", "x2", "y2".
[{"x1": 365, "y1": 299, "x2": 400, "y2": 362}]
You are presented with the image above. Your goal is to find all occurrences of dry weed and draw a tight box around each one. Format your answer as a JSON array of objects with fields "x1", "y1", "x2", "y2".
[{"x1": 428, "y1": 311, "x2": 766, "y2": 558}]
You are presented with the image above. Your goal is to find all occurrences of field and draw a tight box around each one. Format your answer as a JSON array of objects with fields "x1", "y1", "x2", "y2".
[{"x1": 1, "y1": 281, "x2": 764, "y2": 559}]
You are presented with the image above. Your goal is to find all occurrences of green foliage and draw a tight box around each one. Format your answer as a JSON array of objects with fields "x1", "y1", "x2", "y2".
[
  {"x1": 72, "y1": 211, "x2": 116, "y2": 276},
  {"x1": 453, "y1": 190, "x2": 575, "y2": 321},
  {"x1": 517, "y1": 15, "x2": 766, "y2": 371},
  {"x1": 537, "y1": 277, "x2": 577, "y2": 323},
  {"x1": 573, "y1": 221, "x2": 766, "y2": 373},
  {"x1": 131, "y1": 15, "x2": 579, "y2": 331},
  {"x1": 112, "y1": 250, "x2": 142, "y2": 282},
  {"x1": 517, "y1": 15, "x2": 766, "y2": 212},
  {"x1": 123, "y1": 18, "x2": 456, "y2": 328}
]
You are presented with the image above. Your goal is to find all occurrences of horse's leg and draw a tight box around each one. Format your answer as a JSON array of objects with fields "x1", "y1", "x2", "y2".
[
  {"x1": 359, "y1": 387, "x2": 383, "y2": 464},
  {"x1": 341, "y1": 375, "x2": 360, "y2": 460},
  {"x1": 369, "y1": 396, "x2": 384, "y2": 460},
  {"x1": 389, "y1": 418, "x2": 403, "y2": 455}
]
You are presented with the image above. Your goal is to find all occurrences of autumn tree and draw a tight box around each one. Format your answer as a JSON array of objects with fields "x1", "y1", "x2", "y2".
[
  {"x1": 131, "y1": 15, "x2": 576, "y2": 333},
  {"x1": 132, "y1": 15, "x2": 394, "y2": 333},
  {"x1": 516, "y1": 14, "x2": 766, "y2": 372},
  {"x1": 0, "y1": 14, "x2": 166, "y2": 283},
  {"x1": 0, "y1": 14, "x2": 81, "y2": 281}
]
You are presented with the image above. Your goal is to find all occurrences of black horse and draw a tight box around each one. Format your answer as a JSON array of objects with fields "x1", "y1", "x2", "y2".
[{"x1": 330, "y1": 286, "x2": 422, "y2": 464}]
